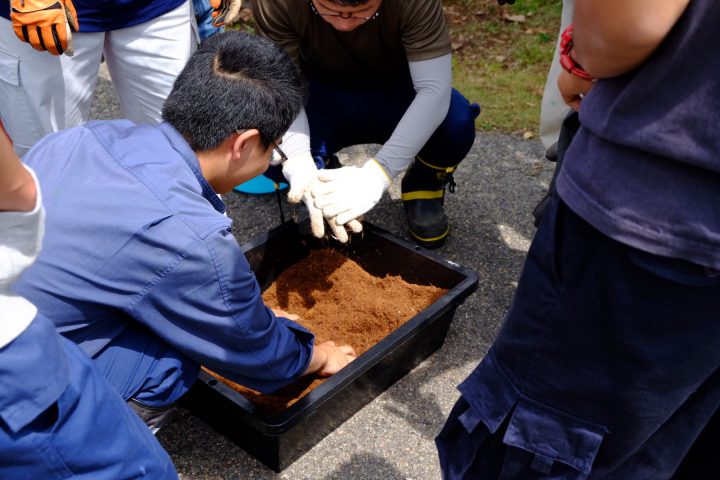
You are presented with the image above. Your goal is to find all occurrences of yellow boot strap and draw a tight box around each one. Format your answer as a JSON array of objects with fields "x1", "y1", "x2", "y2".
[
  {"x1": 402, "y1": 190, "x2": 444, "y2": 201},
  {"x1": 416, "y1": 156, "x2": 457, "y2": 173}
]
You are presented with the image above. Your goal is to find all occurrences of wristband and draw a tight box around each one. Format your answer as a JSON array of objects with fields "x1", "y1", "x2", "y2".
[{"x1": 560, "y1": 25, "x2": 595, "y2": 81}]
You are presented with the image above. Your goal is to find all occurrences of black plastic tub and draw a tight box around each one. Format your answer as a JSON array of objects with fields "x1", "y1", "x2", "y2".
[{"x1": 181, "y1": 220, "x2": 478, "y2": 471}]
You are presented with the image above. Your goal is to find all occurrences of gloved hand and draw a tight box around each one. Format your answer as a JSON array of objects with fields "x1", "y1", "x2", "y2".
[
  {"x1": 209, "y1": 0, "x2": 244, "y2": 27},
  {"x1": 282, "y1": 152, "x2": 325, "y2": 238},
  {"x1": 282, "y1": 152, "x2": 362, "y2": 243},
  {"x1": 10, "y1": 0, "x2": 78, "y2": 56},
  {"x1": 312, "y1": 159, "x2": 392, "y2": 227},
  {"x1": 325, "y1": 214, "x2": 363, "y2": 243},
  {"x1": 497, "y1": 0, "x2": 516, "y2": 4}
]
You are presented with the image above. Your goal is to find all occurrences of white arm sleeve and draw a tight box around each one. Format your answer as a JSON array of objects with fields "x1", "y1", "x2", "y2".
[
  {"x1": 280, "y1": 109, "x2": 311, "y2": 160},
  {"x1": 279, "y1": 54, "x2": 453, "y2": 178},
  {"x1": 376, "y1": 54, "x2": 452, "y2": 179},
  {"x1": 0, "y1": 166, "x2": 44, "y2": 348}
]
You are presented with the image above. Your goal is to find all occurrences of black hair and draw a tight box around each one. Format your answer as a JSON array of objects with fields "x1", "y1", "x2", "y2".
[{"x1": 162, "y1": 31, "x2": 307, "y2": 151}]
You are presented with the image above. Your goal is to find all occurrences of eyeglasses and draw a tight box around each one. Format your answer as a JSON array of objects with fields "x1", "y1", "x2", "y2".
[
  {"x1": 309, "y1": 0, "x2": 380, "y2": 21},
  {"x1": 269, "y1": 141, "x2": 288, "y2": 166},
  {"x1": 236, "y1": 129, "x2": 288, "y2": 166}
]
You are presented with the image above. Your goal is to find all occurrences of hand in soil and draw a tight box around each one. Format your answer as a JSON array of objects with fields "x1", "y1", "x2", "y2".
[{"x1": 309, "y1": 340, "x2": 357, "y2": 377}]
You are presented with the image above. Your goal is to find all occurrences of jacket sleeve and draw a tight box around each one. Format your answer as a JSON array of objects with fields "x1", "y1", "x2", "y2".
[{"x1": 130, "y1": 226, "x2": 315, "y2": 394}]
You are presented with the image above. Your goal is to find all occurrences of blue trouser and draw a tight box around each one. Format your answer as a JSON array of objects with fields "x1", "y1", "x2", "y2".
[
  {"x1": 93, "y1": 321, "x2": 199, "y2": 409},
  {"x1": 436, "y1": 194, "x2": 720, "y2": 479},
  {"x1": 0, "y1": 315, "x2": 177, "y2": 479},
  {"x1": 265, "y1": 79, "x2": 479, "y2": 182}
]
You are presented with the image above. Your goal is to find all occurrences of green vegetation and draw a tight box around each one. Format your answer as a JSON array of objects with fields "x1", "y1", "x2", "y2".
[{"x1": 445, "y1": 0, "x2": 562, "y2": 133}]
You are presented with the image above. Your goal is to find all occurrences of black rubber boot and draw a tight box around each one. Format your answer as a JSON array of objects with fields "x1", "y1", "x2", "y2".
[{"x1": 401, "y1": 157, "x2": 457, "y2": 248}]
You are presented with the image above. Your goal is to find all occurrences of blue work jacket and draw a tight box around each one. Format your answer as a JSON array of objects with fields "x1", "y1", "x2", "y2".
[{"x1": 14, "y1": 120, "x2": 314, "y2": 394}]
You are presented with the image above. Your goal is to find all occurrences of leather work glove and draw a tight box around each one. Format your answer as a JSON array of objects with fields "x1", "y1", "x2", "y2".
[
  {"x1": 10, "y1": 0, "x2": 78, "y2": 56},
  {"x1": 209, "y1": 0, "x2": 243, "y2": 27},
  {"x1": 312, "y1": 159, "x2": 392, "y2": 229},
  {"x1": 282, "y1": 152, "x2": 362, "y2": 243}
]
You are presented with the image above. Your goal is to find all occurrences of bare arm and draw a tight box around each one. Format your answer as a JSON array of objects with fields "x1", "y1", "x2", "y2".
[
  {"x1": 304, "y1": 341, "x2": 357, "y2": 377},
  {"x1": 272, "y1": 308, "x2": 357, "y2": 377},
  {"x1": 572, "y1": 0, "x2": 689, "y2": 78},
  {"x1": 0, "y1": 121, "x2": 36, "y2": 212}
]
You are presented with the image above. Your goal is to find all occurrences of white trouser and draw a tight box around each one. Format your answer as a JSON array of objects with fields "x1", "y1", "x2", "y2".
[
  {"x1": 539, "y1": 0, "x2": 574, "y2": 150},
  {"x1": 0, "y1": 1, "x2": 197, "y2": 156}
]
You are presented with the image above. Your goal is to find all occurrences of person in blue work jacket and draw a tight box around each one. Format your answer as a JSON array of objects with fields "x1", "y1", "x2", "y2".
[
  {"x1": 13, "y1": 30, "x2": 356, "y2": 432},
  {"x1": 437, "y1": 0, "x2": 720, "y2": 478},
  {"x1": 0, "y1": 120, "x2": 178, "y2": 478}
]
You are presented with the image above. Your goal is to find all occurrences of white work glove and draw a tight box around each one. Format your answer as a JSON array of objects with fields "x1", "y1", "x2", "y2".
[
  {"x1": 312, "y1": 159, "x2": 392, "y2": 227},
  {"x1": 282, "y1": 153, "x2": 362, "y2": 243}
]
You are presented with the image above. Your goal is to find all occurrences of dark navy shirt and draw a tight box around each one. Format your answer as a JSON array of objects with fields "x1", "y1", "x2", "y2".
[
  {"x1": 557, "y1": 0, "x2": 720, "y2": 269},
  {"x1": 1, "y1": 0, "x2": 185, "y2": 32},
  {"x1": 14, "y1": 120, "x2": 315, "y2": 394}
]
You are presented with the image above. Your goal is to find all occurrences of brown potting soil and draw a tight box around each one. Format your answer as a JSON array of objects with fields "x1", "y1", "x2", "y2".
[{"x1": 204, "y1": 249, "x2": 447, "y2": 415}]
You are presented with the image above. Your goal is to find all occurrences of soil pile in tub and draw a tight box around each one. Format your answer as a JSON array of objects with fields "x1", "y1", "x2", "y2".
[{"x1": 204, "y1": 249, "x2": 447, "y2": 414}]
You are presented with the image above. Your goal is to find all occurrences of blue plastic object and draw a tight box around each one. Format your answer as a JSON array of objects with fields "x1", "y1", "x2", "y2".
[{"x1": 234, "y1": 175, "x2": 288, "y2": 195}]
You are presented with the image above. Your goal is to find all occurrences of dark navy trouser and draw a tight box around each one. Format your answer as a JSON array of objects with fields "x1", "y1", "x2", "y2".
[
  {"x1": 265, "y1": 79, "x2": 480, "y2": 182},
  {"x1": 437, "y1": 194, "x2": 720, "y2": 479}
]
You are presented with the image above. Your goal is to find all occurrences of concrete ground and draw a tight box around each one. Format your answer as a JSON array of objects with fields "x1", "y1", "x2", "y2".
[{"x1": 91, "y1": 66, "x2": 553, "y2": 480}]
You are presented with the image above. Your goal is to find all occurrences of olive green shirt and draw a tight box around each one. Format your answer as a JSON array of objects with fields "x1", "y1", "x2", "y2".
[{"x1": 250, "y1": 0, "x2": 452, "y2": 85}]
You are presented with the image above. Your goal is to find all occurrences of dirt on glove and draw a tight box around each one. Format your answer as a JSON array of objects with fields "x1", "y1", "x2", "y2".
[{"x1": 204, "y1": 249, "x2": 447, "y2": 414}]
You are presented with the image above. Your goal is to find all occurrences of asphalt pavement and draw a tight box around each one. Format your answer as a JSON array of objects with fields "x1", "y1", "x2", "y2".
[{"x1": 90, "y1": 65, "x2": 553, "y2": 480}]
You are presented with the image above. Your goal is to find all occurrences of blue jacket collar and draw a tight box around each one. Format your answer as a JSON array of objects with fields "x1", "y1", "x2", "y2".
[{"x1": 157, "y1": 122, "x2": 226, "y2": 214}]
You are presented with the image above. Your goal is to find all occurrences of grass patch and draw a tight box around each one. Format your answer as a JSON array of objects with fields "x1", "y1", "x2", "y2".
[{"x1": 445, "y1": 0, "x2": 562, "y2": 133}]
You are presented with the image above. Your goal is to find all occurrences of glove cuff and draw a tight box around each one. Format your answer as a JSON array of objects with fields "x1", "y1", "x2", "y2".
[
  {"x1": 282, "y1": 152, "x2": 317, "y2": 183},
  {"x1": 364, "y1": 159, "x2": 392, "y2": 191}
]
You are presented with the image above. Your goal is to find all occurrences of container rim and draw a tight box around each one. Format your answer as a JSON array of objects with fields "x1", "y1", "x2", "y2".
[{"x1": 199, "y1": 220, "x2": 479, "y2": 434}]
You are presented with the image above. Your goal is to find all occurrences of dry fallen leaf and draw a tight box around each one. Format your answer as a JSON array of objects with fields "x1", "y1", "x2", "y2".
[
  {"x1": 527, "y1": 161, "x2": 543, "y2": 177},
  {"x1": 503, "y1": 14, "x2": 527, "y2": 23},
  {"x1": 237, "y1": 8, "x2": 252, "y2": 23},
  {"x1": 452, "y1": 35, "x2": 466, "y2": 51},
  {"x1": 523, "y1": 131, "x2": 535, "y2": 140}
]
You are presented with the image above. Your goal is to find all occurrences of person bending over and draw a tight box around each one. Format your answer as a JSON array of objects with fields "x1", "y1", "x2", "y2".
[
  {"x1": 217, "y1": 0, "x2": 480, "y2": 248},
  {"x1": 14, "y1": 31, "x2": 356, "y2": 431}
]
